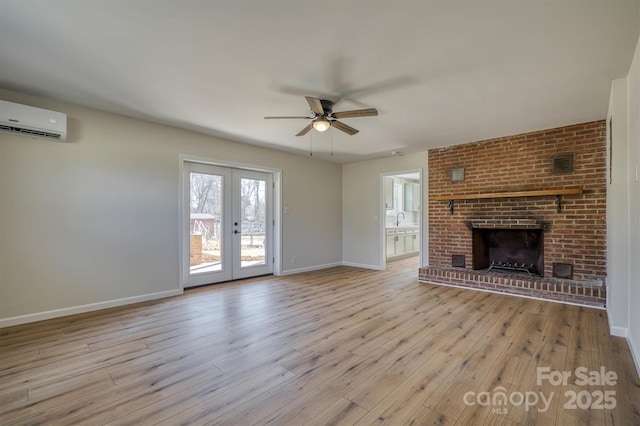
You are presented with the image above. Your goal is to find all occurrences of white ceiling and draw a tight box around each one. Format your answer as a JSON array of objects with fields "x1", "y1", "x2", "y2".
[{"x1": 1, "y1": 1, "x2": 638, "y2": 163}]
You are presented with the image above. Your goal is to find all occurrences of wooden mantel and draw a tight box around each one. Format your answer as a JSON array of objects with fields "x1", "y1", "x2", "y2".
[
  {"x1": 432, "y1": 187, "x2": 583, "y2": 213},
  {"x1": 432, "y1": 187, "x2": 583, "y2": 201}
]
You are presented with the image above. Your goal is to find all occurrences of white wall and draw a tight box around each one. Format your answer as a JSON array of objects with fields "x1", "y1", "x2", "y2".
[
  {"x1": 0, "y1": 90, "x2": 342, "y2": 326},
  {"x1": 627, "y1": 33, "x2": 640, "y2": 377},
  {"x1": 342, "y1": 152, "x2": 427, "y2": 269},
  {"x1": 607, "y1": 32, "x2": 640, "y2": 377},
  {"x1": 607, "y1": 78, "x2": 630, "y2": 335}
]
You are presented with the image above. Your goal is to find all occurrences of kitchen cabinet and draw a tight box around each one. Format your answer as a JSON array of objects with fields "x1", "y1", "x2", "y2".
[
  {"x1": 404, "y1": 182, "x2": 420, "y2": 211},
  {"x1": 384, "y1": 177, "x2": 394, "y2": 209},
  {"x1": 404, "y1": 230, "x2": 419, "y2": 253},
  {"x1": 386, "y1": 227, "x2": 420, "y2": 259},
  {"x1": 386, "y1": 234, "x2": 396, "y2": 257},
  {"x1": 386, "y1": 229, "x2": 405, "y2": 257},
  {"x1": 394, "y1": 234, "x2": 406, "y2": 256}
]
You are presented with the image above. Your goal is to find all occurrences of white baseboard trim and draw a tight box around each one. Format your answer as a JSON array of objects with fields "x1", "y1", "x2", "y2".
[
  {"x1": 0, "y1": 289, "x2": 182, "y2": 328},
  {"x1": 279, "y1": 262, "x2": 343, "y2": 276},
  {"x1": 610, "y1": 325, "x2": 628, "y2": 338},
  {"x1": 628, "y1": 332, "x2": 640, "y2": 380},
  {"x1": 278, "y1": 260, "x2": 385, "y2": 276},
  {"x1": 341, "y1": 261, "x2": 384, "y2": 271}
]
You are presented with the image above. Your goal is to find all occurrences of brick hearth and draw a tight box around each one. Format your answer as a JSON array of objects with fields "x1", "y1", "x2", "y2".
[
  {"x1": 419, "y1": 266, "x2": 605, "y2": 308},
  {"x1": 423, "y1": 121, "x2": 607, "y2": 307}
]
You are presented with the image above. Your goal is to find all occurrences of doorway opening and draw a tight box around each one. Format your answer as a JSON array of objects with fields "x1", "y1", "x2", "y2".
[{"x1": 381, "y1": 170, "x2": 422, "y2": 268}]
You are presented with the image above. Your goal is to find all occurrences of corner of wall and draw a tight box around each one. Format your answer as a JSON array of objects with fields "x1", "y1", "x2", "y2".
[
  {"x1": 606, "y1": 78, "x2": 630, "y2": 333},
  {"x1": 624, "y1": 30, "x2": 640, "y2": 379},
  {"x1": 628, "y1": 332, "x2": 640, "y2": 380}
]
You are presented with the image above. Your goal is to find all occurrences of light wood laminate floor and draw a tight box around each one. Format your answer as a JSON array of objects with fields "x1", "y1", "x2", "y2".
[{"x1": 1, "y1": 257, "x2": 639, "y2": 425}]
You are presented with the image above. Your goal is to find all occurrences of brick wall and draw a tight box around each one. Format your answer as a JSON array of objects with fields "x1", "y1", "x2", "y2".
[{"x1": 428, "y1": 121, "x2": 606, "y2": 282}]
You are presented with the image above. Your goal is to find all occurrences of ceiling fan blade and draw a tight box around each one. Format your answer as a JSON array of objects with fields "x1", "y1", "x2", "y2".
[
  {"x1": 264, "y1": 116, "x2": 311, "y2": 119},
  {"x1": 305, "y1": 96, "x2": 324, "y2": 115},
  {"x1": 331, "y1": 120, "x2": 359, "y2": 135},
  {"x1": 331, "y1": 108, "x2": 378, "y2": 119},
  {"x1": 296, "y1": 123, "x2": 313, "y2": 136}
]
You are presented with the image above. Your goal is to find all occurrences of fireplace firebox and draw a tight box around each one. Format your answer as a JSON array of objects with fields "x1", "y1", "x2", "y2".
[{"x1": 472, "y1": 227, "x2": 544, "y2": 276}]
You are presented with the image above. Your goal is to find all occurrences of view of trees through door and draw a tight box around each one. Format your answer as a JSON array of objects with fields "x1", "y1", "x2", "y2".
[
  {"x1": 238, "y1": 177, "x2": 267, "y2": 267},
  {"x1": 189, "y1": 172, "x2": 223, "y2": 273},
  {"x1": 189, "y1": 174, "x2": 268, "y2": 272},
  {"x1": 185, "y1": 163, "x2": 272, "y2": 287}
]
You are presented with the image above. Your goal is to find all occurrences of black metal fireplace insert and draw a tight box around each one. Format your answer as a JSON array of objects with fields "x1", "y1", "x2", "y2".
[{"x1": 472, "y1": 227, "x2": 544, "y2": 276}]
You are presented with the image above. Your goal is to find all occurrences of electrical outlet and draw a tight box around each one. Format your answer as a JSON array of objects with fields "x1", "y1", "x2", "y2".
[{"x1": 292, "y1": 256, "x2": 296, "y2": 264}]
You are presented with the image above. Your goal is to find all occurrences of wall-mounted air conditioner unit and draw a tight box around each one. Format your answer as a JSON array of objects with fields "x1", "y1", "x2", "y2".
[{"x1": 0, "y1": 100, "x2": 67, "y2": 142}]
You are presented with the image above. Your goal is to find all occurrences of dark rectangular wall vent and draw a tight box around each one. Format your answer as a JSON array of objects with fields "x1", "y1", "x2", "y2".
[
  {"x1": 452, "y1": 255, "x2": 466, "y2": 268},
  {"x1": 551, "y1": 154, "x2": 573, "y2": 173},
  {"x1": 553, "y1": 263, "x2": 573, "y2": 279}
]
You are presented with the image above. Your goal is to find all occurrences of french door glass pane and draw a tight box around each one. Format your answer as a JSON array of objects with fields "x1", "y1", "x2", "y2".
[
  {"x1": 240, "y1": 177, "x2": 266, "y2": 268},
  {"x1": 189, "y1": 172, "x2": 223, "y2": 275}
]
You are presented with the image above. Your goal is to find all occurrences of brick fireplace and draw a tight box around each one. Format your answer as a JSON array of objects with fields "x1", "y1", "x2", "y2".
[{"x1": 420, "y1": 121, "x2": 607, "y2": 307}]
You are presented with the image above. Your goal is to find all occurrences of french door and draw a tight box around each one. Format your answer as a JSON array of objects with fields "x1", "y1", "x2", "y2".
[{"x1": 183, "y1": 162, "x2": 273, "y2": 288}]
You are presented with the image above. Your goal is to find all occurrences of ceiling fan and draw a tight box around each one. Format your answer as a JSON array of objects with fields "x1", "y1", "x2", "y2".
[{"x1": 264, "y1": 96, "x2": 378, "y2": 136}]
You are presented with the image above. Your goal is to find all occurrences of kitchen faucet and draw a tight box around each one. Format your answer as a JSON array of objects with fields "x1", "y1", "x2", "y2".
[{"x1": 396, "y1": 212, "x2": 405, "y2": 227}]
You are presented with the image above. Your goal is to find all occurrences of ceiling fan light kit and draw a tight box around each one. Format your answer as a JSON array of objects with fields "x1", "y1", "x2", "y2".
[
  {"x1": 312, "y1": 118, "x2": 331, "y2": 132},
  {"x1": 265, "y1": 96, "x2": 378, "y2": 136}
]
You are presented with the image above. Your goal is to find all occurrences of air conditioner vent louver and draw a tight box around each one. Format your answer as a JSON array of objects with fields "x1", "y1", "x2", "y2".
[
  {"x1": 0, "y1": 100, "x2": 67, "y2": 142},
  {"x1": 0, "y1": 124, "x2": 62, "y2": 140}
]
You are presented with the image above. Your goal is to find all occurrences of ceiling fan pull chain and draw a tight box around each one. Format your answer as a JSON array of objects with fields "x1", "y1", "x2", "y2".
[
  {"x1": 331, "y1": 128, "x2": 334, "y2": 157},
  {"x1": 309, "y1": 132, "x2": 313, "y2": 156}
]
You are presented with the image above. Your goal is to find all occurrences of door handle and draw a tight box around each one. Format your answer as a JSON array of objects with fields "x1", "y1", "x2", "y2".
[{"x1": 234, "y1": 230, "x2": 240, "y2": 234}]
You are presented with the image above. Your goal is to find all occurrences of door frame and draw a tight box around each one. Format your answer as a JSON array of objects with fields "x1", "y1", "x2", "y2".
[
  {"x1": 178, "y1": 154, "x2": 282, "y2": 290},
  {"x1": 379, "y1": 168, "x2": 425, "y2": 270}
]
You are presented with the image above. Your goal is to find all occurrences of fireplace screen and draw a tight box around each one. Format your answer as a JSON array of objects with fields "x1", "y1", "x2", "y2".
[{"x1": 472, "y1": 228, "x2": 544, "y2": 276}]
